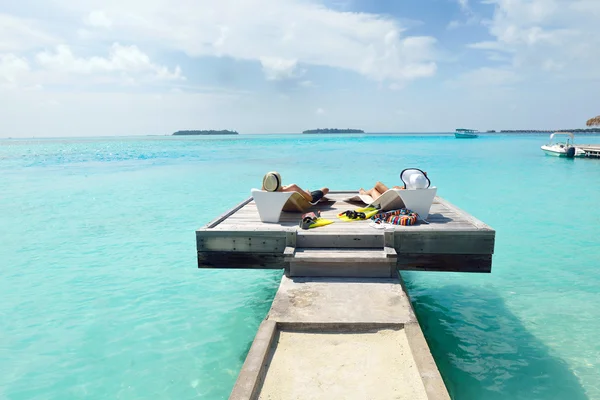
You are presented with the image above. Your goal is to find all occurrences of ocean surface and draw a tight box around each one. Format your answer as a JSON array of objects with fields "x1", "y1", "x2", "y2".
[{"x1": 1, "y1": 133, "x2": 599, "y2": 399}]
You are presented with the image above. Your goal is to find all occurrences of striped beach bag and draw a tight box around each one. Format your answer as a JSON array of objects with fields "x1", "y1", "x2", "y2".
[{"x1": 371, "y1": 208, "x2": 418, "y2": 226}]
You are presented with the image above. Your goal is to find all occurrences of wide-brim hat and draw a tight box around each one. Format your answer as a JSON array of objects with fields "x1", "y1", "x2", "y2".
[
  {"x1": 263, "y1": 171, "x2": 282, "y2": 192},
  {"x1": 400, "y1": 168, "x2": 430, "y2": 189}
]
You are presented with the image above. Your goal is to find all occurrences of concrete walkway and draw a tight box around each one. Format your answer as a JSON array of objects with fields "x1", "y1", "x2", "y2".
[{"x1": 229, "y1": 275, "x2": 450, "y2": 400}]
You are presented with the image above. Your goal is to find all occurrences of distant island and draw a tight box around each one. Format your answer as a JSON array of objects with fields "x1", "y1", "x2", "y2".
[
  {"x1": 172, "y1": 130, "x2": 238, "y2": 136},
  {"x1": 303, "y1": 128, "x2": 365, "y2": 134}
]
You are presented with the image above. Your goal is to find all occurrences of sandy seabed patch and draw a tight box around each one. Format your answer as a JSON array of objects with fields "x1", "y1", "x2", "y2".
[{"x1": 258, "y1": 329, "x2": 427, "y2": 400}]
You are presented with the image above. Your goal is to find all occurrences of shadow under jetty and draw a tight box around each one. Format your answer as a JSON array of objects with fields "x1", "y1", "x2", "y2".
[{"x1": 402, "y1": 282, "x2": 588, "y2": 400}]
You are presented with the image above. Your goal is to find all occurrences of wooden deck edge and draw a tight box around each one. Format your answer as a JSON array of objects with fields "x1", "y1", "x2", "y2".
[
  {"x1": 203, "y1": 196, "x2": 253, "y2": 229},
  {"x1": 198, "y1": 251, "x2": 492, "y2": 272},
  {"x1": 397, "y1": 253, "x2": 492, "y2": 272},
  {"x1": 197, "y1": 251, "x2": 285, "y2": 269},
  {"x1": 434, "y1": 196, "x2": 494, "y2": 231}
]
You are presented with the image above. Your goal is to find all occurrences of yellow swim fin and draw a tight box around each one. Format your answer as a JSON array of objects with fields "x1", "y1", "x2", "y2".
[
  {"x1": 337, "y1": 207, "x2": 380, "y2": 222},
  {"x1": 360, "y1": 208, "x2": 380, "y2": 219},
  {"x1": 308, "y1": 218, "x2": 334, "y2": 229},
  {"x1": 300, "y1": 211, "x2": 334, "y2": 229},
  {"x1": 355, "y1": 205, "x2": 376, "y2": 212}
]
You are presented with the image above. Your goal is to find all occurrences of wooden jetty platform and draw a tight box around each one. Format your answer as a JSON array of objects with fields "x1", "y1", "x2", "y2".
[
  {"x1": 196, "y1": 190, "x2": 495, "y2": 399},
  {"x1": 576, "y1": 144, "x2": 600, "y2": 158},
  {"x1": 197, "y1": 191, "x2": 495, "y2": 275}
]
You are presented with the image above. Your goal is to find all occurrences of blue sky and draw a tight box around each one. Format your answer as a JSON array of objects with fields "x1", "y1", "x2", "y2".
[{"x1": 1, "y1": 0, "x2": 599, "y2": 136}]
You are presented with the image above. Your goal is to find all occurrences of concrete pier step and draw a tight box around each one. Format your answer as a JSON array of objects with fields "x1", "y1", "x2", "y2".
[
  {"x1": 295, "y1": 231, "x2": 385, "y2": 248},
  {"x1": 286, "y1": 247, "x2": 397, "y2": 278}
]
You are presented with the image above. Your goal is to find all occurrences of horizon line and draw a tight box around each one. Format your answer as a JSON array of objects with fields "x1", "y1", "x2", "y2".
[{"x1": 3, "y1": 130, "x2": 600, "y2": 140}]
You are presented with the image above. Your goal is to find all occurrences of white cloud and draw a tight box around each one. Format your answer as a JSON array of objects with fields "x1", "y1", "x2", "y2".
[
  {"x1": 85, "y1": 10, "x2": 112, "y2": 28},
  {"x1": 468, "y1": 41, "x2": 505, "y2": 51},
  {"x1": 0, "y1": 54, "x2": 30, "y2": 86},
  {"x1": 299, "y1": 80, "x2": 316, "y2": 88},
  {"x1": 316, "y1": 107, "x2": 325, "y2": 115},
  {"x1": 448, "y1": 0, "x2": 482, "y2": 28},
  {"x1": 389, "y1": 82, "x2": 404, "y2": 90},
  {"x1": 449, "y1": 67, "x2": 521, "y2": 88},
  {"x1": 0, "y1": 13, "x2": 58, "y2": 52},
  {"x1": 0, "y1": 89, "x2": 241, "y2": 137},
  {"x1": 447, "y1": 14, "x2": 481, "y2": 30},
  {"x1": 36, "y1": 43, "x2": 183, "y2": 80},
  {"x1": 52, "y1": 0, "x2": 438, "y2": 84},
  {"x1": 469, "y1": 0, "x2": 600, "y2": 78},
  {"x1": 447, "y1": 20, "x2": 461, "y2": 30},
  {"x1": 542, "y1": 59, "x2": 565, "y2": 72},
  {"x1": 486, "y1": 52, "x2": 510, "y2": 62},
  {"x1": 259, "y1": 57, "x2": 303, "y2": 81}
]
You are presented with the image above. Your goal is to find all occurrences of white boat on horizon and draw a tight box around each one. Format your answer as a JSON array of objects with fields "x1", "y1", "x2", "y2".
[
  {"x1": 455, "y1": 129, "x2": 479, "y2": 138},
  {"x1": 541, "y1": 132, "x2": 586, "y2": 158}
]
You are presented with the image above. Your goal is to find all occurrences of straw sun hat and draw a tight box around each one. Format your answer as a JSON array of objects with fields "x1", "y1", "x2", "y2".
[{"x1": 262, "y1": 171, "x2": 282, "y2": 192}]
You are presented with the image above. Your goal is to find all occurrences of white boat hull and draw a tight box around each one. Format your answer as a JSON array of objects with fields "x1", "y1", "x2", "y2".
[
  {"x1": 542, "y1": 148, "x2": 567, "y2": 157},
  {"x1": 541, "y1": 145, "x2": 586, "y2": 157}
]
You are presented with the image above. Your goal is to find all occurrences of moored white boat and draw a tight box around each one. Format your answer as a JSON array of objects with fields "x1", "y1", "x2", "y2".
[{"x1": 541, "y1": 132, "x2": 586, "y2": 158}]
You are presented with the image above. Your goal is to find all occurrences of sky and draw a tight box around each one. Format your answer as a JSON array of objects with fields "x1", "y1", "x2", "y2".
[{"x1": 1, "y1": 0, "x2": 600, "y2": 136}]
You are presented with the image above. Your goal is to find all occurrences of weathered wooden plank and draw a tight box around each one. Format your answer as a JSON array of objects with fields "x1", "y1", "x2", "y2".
[
  {"x1": 298, "y1": 225, "x2": 378, "y2": 234},
  {"x1": 226, "y1": 208, "x2": 302, "y2": 218},
  {"x1": 296, "y1": 232, "x2": 384, "y2": 248},
  {"x1": 204, "y1": 197, "x2": 253, "y2": 228},
  {"x1": 209, "y1": 224, "x2": 297, "y2": 232},
  {"x1": 206, "y1": 218, "x2": 480, "y2": 234},
  {"x1": 292, "y1": 248, "x2": 391, "y2": 262},
  {"x1": 434, "y1": 197, "x2": 492, "y2": 230},
  {"x1": 197, "y1": 228, "x2": 290, "y2": 237},
  {"x1": 217, "y1": 218, "x2": 300, "y2": 226},
  {"x1": 395, "y1": 231, "x2": 495, "y2": 254},
  {"x1": 224, "y1": 200, "x2": 471, "y2": 226},
  {"x1": 198, "y1": 252, "x2": 285, "y2": 269},
  {"x1": 240, "y1": 199, "x2": 452, "y2": 213},
  {"x1": 199, "y1": 238, "x2": 286, "y2": 253},
  {"x1": 286, "y1": 231, "x2": 297, "y2": 248},
  {"x1": 197, "y1": 233, "x2": 287, "y2": 253},
  {"x1": 224, "y1": 210, "x2": 468, "y2": 225},
  {"x1": 197, "y1": 252, "x2": 492, "y2": 272},
  {"x1": 396, "y1": 254, "x2": 492, "y2": 272}
]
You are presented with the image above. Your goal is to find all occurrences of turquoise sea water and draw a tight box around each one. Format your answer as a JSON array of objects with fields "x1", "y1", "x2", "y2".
[{"x1": 1, "y1": 133, "x2": 599, "y2": 399}]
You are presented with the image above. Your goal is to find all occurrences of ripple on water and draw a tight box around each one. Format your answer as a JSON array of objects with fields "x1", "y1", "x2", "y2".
[{"x1": 1, "y1": 134, "x2": 600, "y2": 399}]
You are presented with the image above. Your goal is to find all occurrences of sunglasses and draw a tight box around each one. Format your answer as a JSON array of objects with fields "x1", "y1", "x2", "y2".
[{"x1": 340, "y1": 210, "x2": 366, "y2": 220}]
